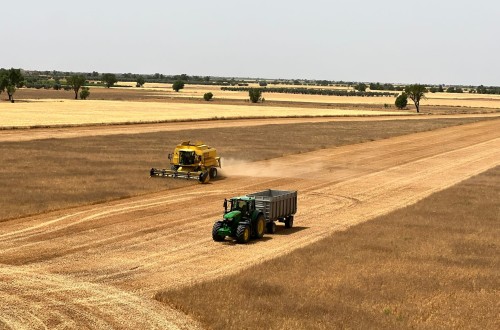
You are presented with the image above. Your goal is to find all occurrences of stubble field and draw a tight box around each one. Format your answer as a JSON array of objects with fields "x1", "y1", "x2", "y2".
[
  {"x1": 0, "y1": 87, "x2": 499, "y2": 329},
  {"x1": 158, "y1": 166, "x2": 499, "y2": 329}
]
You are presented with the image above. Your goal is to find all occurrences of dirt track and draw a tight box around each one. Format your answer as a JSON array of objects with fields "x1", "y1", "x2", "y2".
[
  {"x1": 0, "y1": 113, "x2": 498, "y2": 142},
  {"x1": 0, "y1": 119, "x2": 499, "y2": 329}
]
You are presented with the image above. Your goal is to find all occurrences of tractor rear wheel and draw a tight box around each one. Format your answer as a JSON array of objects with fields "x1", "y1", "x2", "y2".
[
  {"x1": 209, "y1": 167, "x2": 218, "y2": 179},
  {"x1": 284, "y1": 216, "x2": 294, "y2": 229},
  {"x1": 266, "y1": 222, "x2": 276, "y2": 234},
  {"x1": 212, "y1": 222, "x2": 225, "y2": 241},
  {"x1": 236, "y1": 225, "x2": 250, "y2": 244},
  {"x1": 253, "y1": 215, "x2": 265, "y2": 239}
]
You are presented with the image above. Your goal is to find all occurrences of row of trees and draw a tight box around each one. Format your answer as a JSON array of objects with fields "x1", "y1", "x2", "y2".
[
  {"x1": 221, "y1": 87, "x2": 398, "y2": 97},
  {"x1": 369, "y1": 82, "x2": 401, "y2": 91},
  {"x1": 475, "y1": 85, "x2": 500, "y2": 94}
]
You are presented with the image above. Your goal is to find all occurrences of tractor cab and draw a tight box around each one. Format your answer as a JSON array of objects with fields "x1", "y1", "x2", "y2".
[{"x1": 224, "y1": 197, "x2": 255, "y2": 216}]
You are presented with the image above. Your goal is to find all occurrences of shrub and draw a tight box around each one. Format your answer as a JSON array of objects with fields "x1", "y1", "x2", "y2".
[
  {"x1": 172, "y1": 81, "x2": 185, "y2": 92},
  {"x1": 249, "y1": 88, "x2": 262, "y2": 103},
  {"x1": 80, "y1": 87, "x2": 90, "y2": 100},
  {"x1": 203, "y1": 92, "x2": 213, "y2": 101},
  {"x1": 395, "y1": 93, "x2": 408, "y2": 109}
]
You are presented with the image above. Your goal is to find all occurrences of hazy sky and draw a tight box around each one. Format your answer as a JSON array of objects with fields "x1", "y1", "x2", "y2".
[{"x1": 2, "y1": 0, "x2": 499, "y2": 85}]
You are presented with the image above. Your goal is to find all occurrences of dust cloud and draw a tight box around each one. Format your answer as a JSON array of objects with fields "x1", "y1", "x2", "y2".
[{"x1": 219, "y1": 156, "x2": 327, "y2": 179}]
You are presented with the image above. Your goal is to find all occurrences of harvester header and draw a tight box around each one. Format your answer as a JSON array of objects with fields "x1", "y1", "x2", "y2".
[{"x1": 150, "y1": 141, "x2": 221, "y2": 183}]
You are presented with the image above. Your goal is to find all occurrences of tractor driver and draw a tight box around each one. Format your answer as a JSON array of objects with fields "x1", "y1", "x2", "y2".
[{"x1": 238, "y1": 200, "x2": 248, "y2": 215}]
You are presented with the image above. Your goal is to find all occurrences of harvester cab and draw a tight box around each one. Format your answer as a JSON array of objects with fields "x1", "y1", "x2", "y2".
[{"x1": 150, "y1": 141, "x2": 221, "y2": 183}]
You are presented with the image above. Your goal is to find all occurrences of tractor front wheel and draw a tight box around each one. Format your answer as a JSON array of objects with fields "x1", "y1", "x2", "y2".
[
  {"x1": 212, "y1": 222, "x2": 225, "y2": 241},
  {"x1": 236, "y1": 225, "x2": 250, "y2": 244}
]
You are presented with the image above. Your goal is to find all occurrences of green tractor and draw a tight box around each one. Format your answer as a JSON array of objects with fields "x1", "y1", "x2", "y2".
[{"x1": 212, "y1": 196, "x2": 266, "y2": 244}]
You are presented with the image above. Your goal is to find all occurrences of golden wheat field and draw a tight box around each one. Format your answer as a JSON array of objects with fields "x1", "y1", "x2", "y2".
[{"x1": 0, "y1": 100, "x2": 401, "y2": 127}]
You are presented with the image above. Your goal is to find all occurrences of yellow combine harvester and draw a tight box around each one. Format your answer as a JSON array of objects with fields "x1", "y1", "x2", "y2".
[{"x1": 150, "y1": 141, "x2": 221, "y2": 183}]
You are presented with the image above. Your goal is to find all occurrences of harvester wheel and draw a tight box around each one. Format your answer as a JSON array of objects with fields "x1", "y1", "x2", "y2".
[
  {"x1": 209, "y1": 167, "x2": 218, "y2": 179},
  {"x1": 266, "y1": 222, "x2": 276, "y2": 234},
  {"x1": 236, "y1": 225, "x2": 250, "y2": 244},
  {"x1": 284, "y1": 216, "x2": 294, "y2": 229},
  {"x1": 212, "y1": 222, "x2": 225, "y2": 242},
  {"x1": 253, "y1": 215, "x2": 265, "y2": 239},
  {"x1": 199, "y1": 171, "x2": 210, "y2": 184}
]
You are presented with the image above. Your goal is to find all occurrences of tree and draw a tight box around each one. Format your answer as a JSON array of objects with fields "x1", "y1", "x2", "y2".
[
  {"x1": 101, "y1": 73, "x2": 117, "y2": 88},
  {"x1": 0, "y1": 69, "x2": 7, "y2": 97},
  {"x1": 0, "y1": 68, "x2": 24, "y2": 102},
  {"x1": 136, "y1": 76, "x2": 145, "y2": 87},
  {"x1": 79, "y1": 87, "x2": 90, "y2": 100},
  {"x1": 203, "y1": 92, "x2": 213, "y2": 101},
  {"x1": 172, "y1": 80, "x2": 185, "y2": 92},
  {"x1": 395, "y1": 93, "x2": 408, "y2": 109},
  {"x1": 355, "y1": 83, "x2": 367, "y2": 92},
  {"x1": 66, "y1": 74, "x2": 86, "y2": 99},
  {"x1": 249, "y1": 88, "x2": 262, "y2": 103},
  {"x1": 404, "y1": 84, "x2": 427, "y2": 113}
]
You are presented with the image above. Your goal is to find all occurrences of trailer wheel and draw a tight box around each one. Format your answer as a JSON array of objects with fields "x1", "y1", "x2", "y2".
[
  {"x1": 253, "y1": 215, "x2": 265, "y2": 239},
  {"x1": 236, "y1": 225, "x2": 250, "y2": 244},
  {"x1": 209, "y1": 167, "x2": 218, "y2": 179},
  {"x1": 212, "y1": 222, "x2": 225, "y2": 241},
  {"x1": 266, "y1": 222, "x2": 276, "y2": 234},
  {"x1": 285, "y1": 216, "x2": 294, "y2": 229}
]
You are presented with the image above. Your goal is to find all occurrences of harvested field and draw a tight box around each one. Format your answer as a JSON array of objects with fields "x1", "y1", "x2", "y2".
[
  {"x1": 158, "y1": 167, "x2": 500, "y2": 329},
  {"x1": 0, "y1": 119, "x2": 498, "y2": 329},
  {"x1": 0, "y1": 99, "x2": 400, "y2": 128},
  {"x1": 0, "y1": 117, "x2": 494, "y2": 221},
  {"x1": 1, "y1": 114, "x2": 498, "y2": 143}
]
